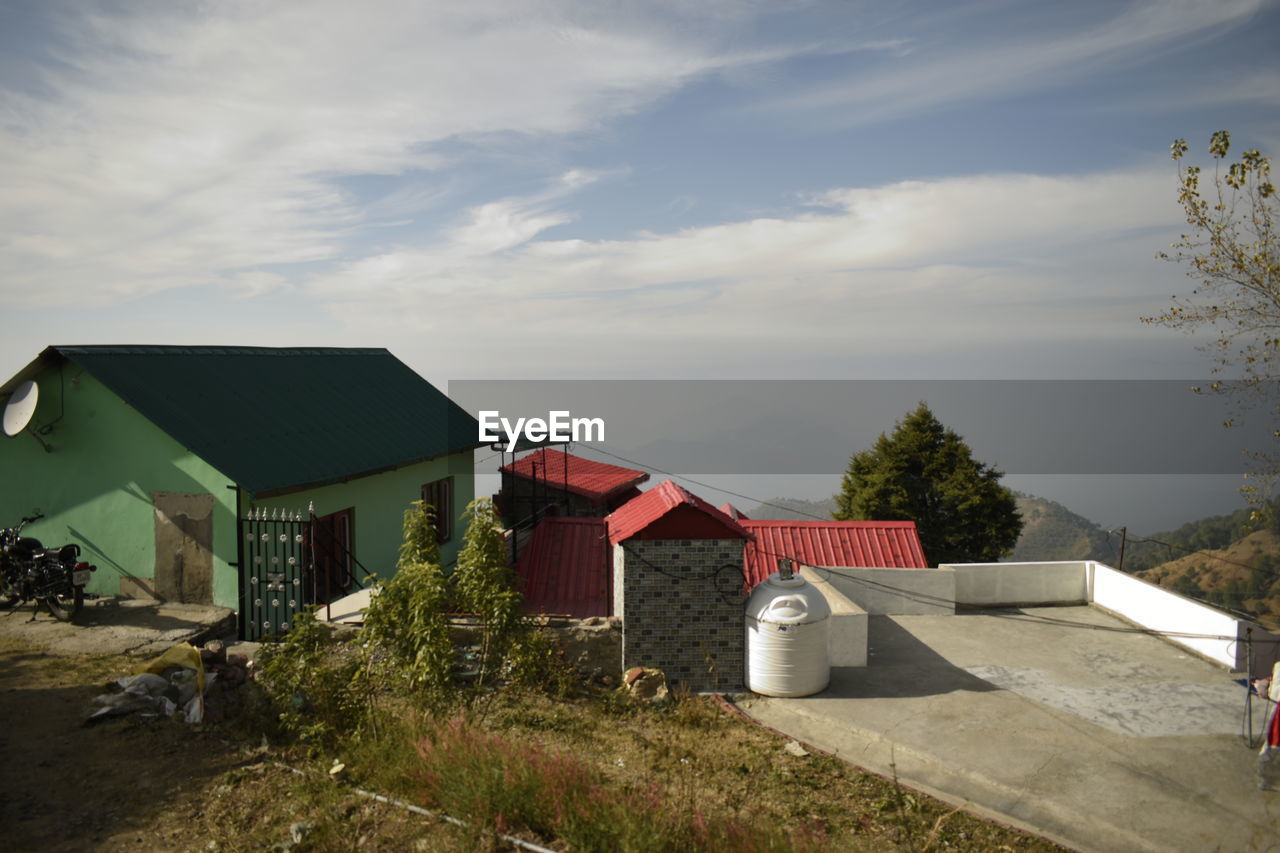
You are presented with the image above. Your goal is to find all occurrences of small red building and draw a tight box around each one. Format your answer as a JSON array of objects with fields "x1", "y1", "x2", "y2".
[
  {"x1": 509, "y1": 453, "x2": 930, "y2": 628},
  {"x1": 606, "y1": 480, "x2": 753, "y2": 691},
  {"x1": 497, "y1": 448, "x2": 648, "y2": 523}
]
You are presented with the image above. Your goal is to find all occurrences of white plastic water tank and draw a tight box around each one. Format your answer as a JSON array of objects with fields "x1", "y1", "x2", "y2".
[{"x1": 745, "y1": 571, "x2": 831, "y2": 697}]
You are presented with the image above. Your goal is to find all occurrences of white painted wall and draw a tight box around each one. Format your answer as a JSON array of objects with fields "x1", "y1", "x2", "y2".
[
  {"x1": 611, "y1": 543, "x2": 625, "y2": 620},
  {"x1": 800, "y1": 567, "x2": 868, "y2": 667},
  {"x1": 943, "y1": 560, "x2": 1246, "y2": 670},
  {"x1": 1089, "y1": 562, "x2": 1243, "y2": 670},
  {"x1": 947, "y1": 561, "x2": 1089, "y2": 607},
  {"x1": 813, "y1": 566, "x2": 955, "y2": 616}
]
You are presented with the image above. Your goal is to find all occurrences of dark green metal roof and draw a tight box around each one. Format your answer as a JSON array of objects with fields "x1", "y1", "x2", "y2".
[{"x1": 48, "y1": 346, "x2": 481, "y2": 496}]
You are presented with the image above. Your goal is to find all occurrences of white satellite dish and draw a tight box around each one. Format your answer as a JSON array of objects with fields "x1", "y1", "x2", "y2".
[{"x1": 3, "y1": 380, "x2": 39, "y2": 437}]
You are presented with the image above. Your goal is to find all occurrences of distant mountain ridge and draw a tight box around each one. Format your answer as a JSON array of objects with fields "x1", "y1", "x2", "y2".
[
  {"x1": 1136, "y1": 529, "x2": 1280, "y2": 630},
  {"x1": 1009, "y1": 492, "x2": 1120, "y2": 564},
  {"x1": 744, "y1": 496, "x2": 837, "y2": 521},
  {"x1": 748, "y1": 492, "x2": 1272, "y2": 566}
]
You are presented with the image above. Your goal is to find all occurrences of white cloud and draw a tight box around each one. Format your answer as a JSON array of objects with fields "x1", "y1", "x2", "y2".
[
  {"x1": 321, "y1": 168, "x2": 1176, "y2": 295},
  {"x1": 0, "y1": 1, "x2": 1250, "y2": 383},
  {"x1": 306, "y1": 166, "x2": 1187, "y2": 372},
  {"x1": 0, "y1": 1, "x2": 777, "y2": 307},
  {"x1": 762, "y1": 0, "x2": 1268, "y2": 124},
  {"x1": 1169, "y1": 69, "x2": 1280, "y2": 109}
]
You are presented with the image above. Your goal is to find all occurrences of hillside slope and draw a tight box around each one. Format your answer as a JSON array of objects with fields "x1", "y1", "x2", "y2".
[
  {"x1": 1121, "y1": 502, "x2": 1265, "y2": 573},
  {"x1": 1136, "y1": 529, "x2": 1280, "y2": 629},
  {"x1": 746, "y1": 496, "x2": 837, "y2": 521},
  {"x1": 1010, "y1": 493, "x2": 1120, "y2": 563}
]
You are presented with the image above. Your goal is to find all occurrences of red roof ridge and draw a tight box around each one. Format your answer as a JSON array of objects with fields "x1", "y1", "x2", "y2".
[{"x1": 605, "y1": 480, "x2": 753, "y2": 545}]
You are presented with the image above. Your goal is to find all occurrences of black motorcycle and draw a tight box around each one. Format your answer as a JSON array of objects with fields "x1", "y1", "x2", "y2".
[{"x1": 0, "y1": 512, "x2": 96, "y2": 620}]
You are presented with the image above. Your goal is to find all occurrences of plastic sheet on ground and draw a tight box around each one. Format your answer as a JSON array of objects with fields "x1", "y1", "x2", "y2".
[{"x1": 86, "y1": 642, "x2": 211, "y2": 724}]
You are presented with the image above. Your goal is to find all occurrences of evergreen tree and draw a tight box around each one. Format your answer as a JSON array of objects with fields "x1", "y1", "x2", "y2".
[{"x1": 835, "y1": 403, "x2": 1022, "y2": 565}]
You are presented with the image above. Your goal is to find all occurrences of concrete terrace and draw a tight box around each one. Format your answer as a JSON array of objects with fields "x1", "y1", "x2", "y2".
[{"x1": 737, "y1": 604, "x2": 1280, "y2": 853}]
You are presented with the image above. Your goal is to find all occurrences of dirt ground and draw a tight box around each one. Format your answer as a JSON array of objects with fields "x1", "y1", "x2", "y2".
[
  {"x1": 0, "y1": 604, "x2": 1064, "y2": 852},
  {"x1": 0, "y1": 597, "x2": 235, "y2": 657},
  {"x1": 0, "y1": 632, "x2": 463, "y2": 852},
  {"x1": 0, "y1": 634, "x2": 245, "y2": 850}
]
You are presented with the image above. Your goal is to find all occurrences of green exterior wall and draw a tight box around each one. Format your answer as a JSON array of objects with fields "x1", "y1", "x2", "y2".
[
  {"x1": 0, "y1": 363, "x2": 240, "y2": 607},
  {"x1": 247, "y1": 453, "x2": 475, "y2": 580},
  {"x1": 0, "y1": 360, "x2": 474, "y2": 614}
]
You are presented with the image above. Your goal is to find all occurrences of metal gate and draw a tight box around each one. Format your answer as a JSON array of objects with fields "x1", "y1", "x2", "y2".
[{"x1": 239, "y1": 507, "x2": 313, "y2": 641}]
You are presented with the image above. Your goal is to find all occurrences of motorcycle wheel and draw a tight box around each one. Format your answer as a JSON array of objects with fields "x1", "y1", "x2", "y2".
[
  {"x1": 0, "y1": 576, "x2": 21, "y2": 610},
  {"x1": 43, "y1": 588, "x2": 83, "y2": 621}
]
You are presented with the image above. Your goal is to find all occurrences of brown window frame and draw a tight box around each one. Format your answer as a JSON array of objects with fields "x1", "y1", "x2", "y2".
[{"x1": 422, "y1": 476, "x2": 454, "y2": 544}]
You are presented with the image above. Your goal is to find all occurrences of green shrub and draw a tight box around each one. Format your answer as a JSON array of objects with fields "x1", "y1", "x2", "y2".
[
  {"x1": 453, "y1": 498, "x2": 523, "y2": 690},
  {"x1": 255, "y1": 607, "x2": 372, "y2": 746},
  {"x1": 504, "y1": 626, "x2": 577, "y2": 697},
  {"x1": 362, "y1": 501, "x2": 454, "y2": 698}
]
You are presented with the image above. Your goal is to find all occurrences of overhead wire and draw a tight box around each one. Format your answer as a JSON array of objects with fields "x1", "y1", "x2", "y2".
[
  {"x1": 524, "y1": 445, "x2": 1280, "y2": 750},
  {"x1": 576, "y1": 445, "x2": 835, "y2": 521},
  {"x1": 525, "y1": 444, "x2": 1280, "y2": 646},
  {"x1": 1101, "y1": 528, "x2": 1274, "y2": 624},
  {"x1": 1112, "y1": 528, "x2": 1263, "y2": 573}
]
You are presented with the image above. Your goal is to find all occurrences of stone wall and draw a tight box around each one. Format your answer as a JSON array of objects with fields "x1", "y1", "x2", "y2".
[
  {"x1": 447, "y1": 616, "x2": 623, "y2": 681},
  {"x1": 617, "y1": 538, "x2": 746, "y2": 692},
  {"x1": 552, "y1": 617, "x2": 622, "y2": 681}
]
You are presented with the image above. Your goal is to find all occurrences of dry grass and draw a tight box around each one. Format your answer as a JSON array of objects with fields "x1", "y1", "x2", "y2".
[
  {"x1": 1, "y1": 631, "x2": 1064, "y2": 851},
  {"x1": 311, "y1": 688, "x2": 1064, "y2": 852}
]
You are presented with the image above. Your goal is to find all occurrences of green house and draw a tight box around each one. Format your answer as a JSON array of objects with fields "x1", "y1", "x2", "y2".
[{"x1": 0, "y1": 346, "x2": 481, "y2": 635}]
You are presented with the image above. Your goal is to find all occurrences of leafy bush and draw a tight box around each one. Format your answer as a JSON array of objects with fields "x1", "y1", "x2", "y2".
[
  {"x1": 362, "y1": 500, "x2": 454, "y2": 697},
  {"x1": 504, "y1": 626, "x2": 577, "y2": 697},
  {"x1": 453, "y1": 498, "x2": 523, "y2": 689},
  {"x1": 258, "y1": 496, "x2": 584, "y2": 748},
  {"x1": 255, "y1": 607, "x2": 372, "y2": 746}
]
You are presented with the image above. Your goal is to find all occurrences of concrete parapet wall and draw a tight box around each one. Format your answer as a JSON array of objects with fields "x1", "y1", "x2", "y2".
[
  {"x1": 813, "y1": 566, "x2": 955, "y2": 616},
  {"x1": 944, "y1": 560, "x2": 1256, "y2": 671},
  {"x1": 947, "y1": 561, "x2": 1089, "y2": 607},
  {"x1": 1088, "y1": 562, "x2": 1244, "y2": 670},
  {"x1": 799, "y1": 567, "x2": 868, "y2": 667}
]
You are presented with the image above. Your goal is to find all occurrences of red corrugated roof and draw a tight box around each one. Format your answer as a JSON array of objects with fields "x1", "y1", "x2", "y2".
[
  {"x1": 606, "y1": 480, "x2": 753, "y2": 545},
  {"x1": 718, "y1": 503, "x2": 749, "y2": 520},
  {"x1": 514, "y1": 516, "x2": 610, "y2": 618},
  {"x1": 741, "y1": 520, "x2": 929, "y2": 588},
  {"x1": 500, "y1": 449, "x2": 649, "y2": 503}
]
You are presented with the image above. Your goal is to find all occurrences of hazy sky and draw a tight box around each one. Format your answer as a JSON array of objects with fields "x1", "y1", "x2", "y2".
[{"x1": 2, "y1": 1, "x2": 1277, "y2": 529}]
